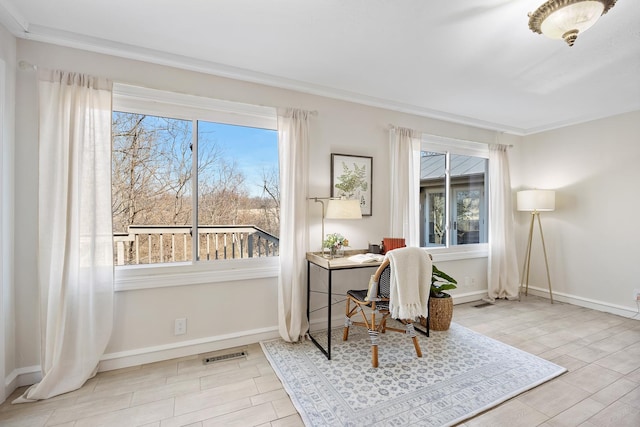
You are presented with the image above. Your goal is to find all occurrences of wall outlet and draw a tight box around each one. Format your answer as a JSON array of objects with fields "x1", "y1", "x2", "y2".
[
  {"x1": 634, "y1": 289, "x2": 640, "y2": 302},
  {"x1": 174, "y1": 318, "x2": 187, "y2": 335}
]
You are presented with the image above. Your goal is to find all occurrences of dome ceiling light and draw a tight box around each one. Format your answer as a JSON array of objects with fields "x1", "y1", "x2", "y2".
[{"x1": 528, "y1": 0, "x2": 617, "y2": 46}]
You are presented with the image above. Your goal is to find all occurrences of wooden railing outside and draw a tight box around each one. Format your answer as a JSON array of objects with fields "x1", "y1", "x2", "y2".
[{"x1": 114, "y1": 225, "x2": 279, "y2": 266}]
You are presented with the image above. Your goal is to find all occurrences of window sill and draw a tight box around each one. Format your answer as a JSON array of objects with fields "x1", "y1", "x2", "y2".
[
  {"x1": 114, "y1": 257, "x2": 279, "y2": 292},
  {"x1": 426, "y1": 244, "x2": 489, "y2": 262}
]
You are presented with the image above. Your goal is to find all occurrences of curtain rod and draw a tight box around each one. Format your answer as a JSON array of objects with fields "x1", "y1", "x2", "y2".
[
  {"x1": 277, "y1": 108, "x2": 318, "y2": 116},
  {"x1": 18, "y1": 60, "x2": 37, "y2": 71},
  {"x1": 17, "y1": 61, "x2": 318, "y2": 118}
]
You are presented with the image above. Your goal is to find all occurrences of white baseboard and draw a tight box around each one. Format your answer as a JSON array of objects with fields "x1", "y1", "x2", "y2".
[
  {"x1": 98, "y1": 326, "x2": 281, "y2": 372},
  {"x1": 5, "y1": 365, "x2": 42, "y2": 390},
  {"x1": 452, "y1": 290, "x2": 487, "y2": 304},
  {"x1": 4, "y1": 327, "x2": 281, "y2": 392},
  {"x1": 525, "y1": 286, "x2": 640, "y2": 319}
]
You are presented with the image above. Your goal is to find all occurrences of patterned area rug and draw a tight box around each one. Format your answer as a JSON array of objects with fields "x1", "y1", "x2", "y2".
[{"x1": 261, "y1": 322, "x2": 566, "y2": 426}]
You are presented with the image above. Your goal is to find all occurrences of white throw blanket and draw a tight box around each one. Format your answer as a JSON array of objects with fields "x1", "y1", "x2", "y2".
[{"x1": 386, "y1": 247, "x2": 432, "y2": 320}]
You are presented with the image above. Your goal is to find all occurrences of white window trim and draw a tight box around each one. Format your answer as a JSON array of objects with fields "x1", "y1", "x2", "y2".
[
  {"x1": 114, "y1": 257, "x2": 279, "y2": 291},
  {"x1": 428, "y1": 243, "x2": 489, "y2": 262},
  {"x1": 112, "y1": 84, "x2": 279, "y2": 291},
  {"x1": 421, "y1": 134, "x2": 489, "y2": 159},
  {"x1": 113, "y1": 84, "x2": 277, "y2": 129},
  {"x1": 420, "y1": 134, "x2": 489, "y2": 260}
]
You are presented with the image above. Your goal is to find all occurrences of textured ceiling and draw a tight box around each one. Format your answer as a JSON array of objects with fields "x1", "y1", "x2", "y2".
[{"x1": 2, "y1": 0, "x2": 639, "y2": 134}]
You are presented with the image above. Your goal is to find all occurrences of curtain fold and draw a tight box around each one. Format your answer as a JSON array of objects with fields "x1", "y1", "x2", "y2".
[
  {"x1": 389, "y1": 127, "x2": 420, "y2": 246},
  {"x1": 487, "y1": 144, "x2": 520, "y2": 301},
  {"x1": 276, "y1": 108, "x2": 310, "y2": 342},
  {"x1": 15, "y1": 69, "x2": 114, "y2": 403}
]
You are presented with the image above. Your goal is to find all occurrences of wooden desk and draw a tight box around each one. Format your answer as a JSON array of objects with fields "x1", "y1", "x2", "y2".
[{"x1": 306, "y1": 251, "x2": 382, "y2": 360}]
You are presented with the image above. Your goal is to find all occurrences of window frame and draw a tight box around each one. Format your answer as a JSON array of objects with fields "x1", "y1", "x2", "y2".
[
  {"x1": 420, "y1": 134, "x2": 489, "y2": 261},
  {"x1": 112, "y1": 84, "x2": 279, "y2": 291}
]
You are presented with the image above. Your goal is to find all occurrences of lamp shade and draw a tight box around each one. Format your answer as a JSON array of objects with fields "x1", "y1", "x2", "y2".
[
  {"x1": 325, "y1": 198, "x2": 362, "y2": 219},
  {"x1": 517, "y1": 190, "x2": 556, "y2": 212}
]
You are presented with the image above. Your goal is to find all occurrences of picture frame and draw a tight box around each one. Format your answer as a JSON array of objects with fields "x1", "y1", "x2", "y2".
[{"x1": 331, "y1": 153, "x2": 373, "y2": 216}]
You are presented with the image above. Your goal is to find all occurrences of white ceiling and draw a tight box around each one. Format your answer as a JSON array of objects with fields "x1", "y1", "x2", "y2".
[{"x1": 2, "y1": 0, "x2": 639, "y2": 135}]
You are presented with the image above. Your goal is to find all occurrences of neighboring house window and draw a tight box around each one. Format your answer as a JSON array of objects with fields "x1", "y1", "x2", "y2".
[
  {"x1": 420, "y1": 136, "x2": 488, "y2": 249},
  {"x1": 112, "y1": 85, "x2": 279, "y2": 270}
]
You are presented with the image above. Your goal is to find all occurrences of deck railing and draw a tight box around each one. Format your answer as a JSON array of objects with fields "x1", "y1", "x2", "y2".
[{"x1": 113, "y1": 225, "x2": 279, "y2": 266}]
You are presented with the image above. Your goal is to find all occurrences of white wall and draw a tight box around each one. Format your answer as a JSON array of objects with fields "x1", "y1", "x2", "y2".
[
  {"x1": 513, "y1": 111, "x2": 640, "y2": 316},
  {"x1": 0, "y1": 23, "x2": 16, "y2": 404},
  {"x1": 10, "y1": 39, "x2": 499, "y2": 386}
]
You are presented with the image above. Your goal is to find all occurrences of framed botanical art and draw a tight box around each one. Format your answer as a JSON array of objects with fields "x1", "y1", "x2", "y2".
[{"x1": 331, "y1": 153, "x2": 373, "y2": 216}]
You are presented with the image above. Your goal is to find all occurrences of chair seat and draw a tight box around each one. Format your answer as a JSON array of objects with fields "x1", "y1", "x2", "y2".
[
  {"x1": 346, "y1": 289, "x2": 368, "y2": 301},
  {"x1": 346, "y1": 289, "x2": 389, "y2": 311}
]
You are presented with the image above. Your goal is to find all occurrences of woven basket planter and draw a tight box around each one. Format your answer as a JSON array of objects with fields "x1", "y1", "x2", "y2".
[{"x1": 428, "y1": 296, "x2": 453, "y2": 331}]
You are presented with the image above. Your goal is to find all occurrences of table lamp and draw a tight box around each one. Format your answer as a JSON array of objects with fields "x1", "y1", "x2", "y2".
[{"x1": 309, "y1": 197, "x2": 362, "y2": 252}]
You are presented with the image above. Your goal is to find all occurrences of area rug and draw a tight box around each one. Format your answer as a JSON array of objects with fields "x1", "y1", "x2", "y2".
[{"x1": 261, "y1": 322, "x2": 566, "y2": 426}]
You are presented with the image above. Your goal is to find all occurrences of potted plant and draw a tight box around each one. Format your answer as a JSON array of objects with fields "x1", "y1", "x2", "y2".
[{"x1": 427, "y1": 265, "x2": 458, "y2": 331}]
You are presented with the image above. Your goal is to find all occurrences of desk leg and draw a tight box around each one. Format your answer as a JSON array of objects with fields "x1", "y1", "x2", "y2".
[
  {"x1": 413, "y1": 316, "x2": 430, "y2": 337},
  {"x1": 307, "y1": 261, "x2": 331, "y2": 360},
  {"x1": 306, "y1": 260, "x2": 310, "y2": 329},
  {"x1": 327, "y1": 269, "x2": 332, "y2": 360}
]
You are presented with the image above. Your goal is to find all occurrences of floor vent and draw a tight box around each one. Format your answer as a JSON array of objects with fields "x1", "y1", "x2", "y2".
[
  {"x1": 473, "y1": 302, "x2": 493, "y2": 308},
  {"x1": 203, "y1": 351, "x2": 247, "y2": 365}
]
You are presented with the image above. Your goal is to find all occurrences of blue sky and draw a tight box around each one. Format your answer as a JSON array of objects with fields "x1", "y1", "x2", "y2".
[{"x1": 199, "y1": 122, "x2": 278, "y2": 197}]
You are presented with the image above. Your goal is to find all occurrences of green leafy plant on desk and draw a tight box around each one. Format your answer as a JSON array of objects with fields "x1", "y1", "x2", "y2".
[{"x1": 323, "y1": 233, "x2": 349, "y2": 258}]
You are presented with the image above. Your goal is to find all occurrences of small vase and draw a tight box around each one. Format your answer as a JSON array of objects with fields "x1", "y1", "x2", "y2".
[{"x1": 323, "y1": 247, "x2": 344, "y2": 259}]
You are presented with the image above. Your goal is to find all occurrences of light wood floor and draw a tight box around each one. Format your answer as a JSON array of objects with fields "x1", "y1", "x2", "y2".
[{"x1": 1, "y1": 295, "x2": 639, "y2": 426}]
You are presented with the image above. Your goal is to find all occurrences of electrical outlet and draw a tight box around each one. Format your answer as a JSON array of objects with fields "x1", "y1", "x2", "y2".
[
  {"x1": 174, "y1": 318, "x2": 187, "y2": 335},
  {"x1": 634, "y1": 289, "x2": 640, "y2": 302}
]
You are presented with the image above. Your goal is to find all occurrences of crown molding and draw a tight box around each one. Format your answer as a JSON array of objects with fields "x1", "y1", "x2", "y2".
[
  {"x1": 15, "y1": 23, "x2": 530, "y2": 135},
  {"x1": 7, "y1": 15, "x2": 628, "y2": 136}
]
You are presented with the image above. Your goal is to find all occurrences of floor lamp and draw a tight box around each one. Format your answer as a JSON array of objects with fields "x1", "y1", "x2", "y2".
[
  {"x1": 309, "y1": 197, "x2": 362, "y2": 252},
  {"x1": 517, "y1": 190, "x2": 555, "y2": 303}
]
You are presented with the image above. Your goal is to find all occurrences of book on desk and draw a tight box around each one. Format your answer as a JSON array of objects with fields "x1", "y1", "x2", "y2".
[{"x1": 348, "y1": 253, "x2": 385, "y2": 263}]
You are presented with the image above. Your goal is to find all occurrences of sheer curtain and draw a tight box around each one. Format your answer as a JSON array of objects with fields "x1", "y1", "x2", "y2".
[
  {"x1": 487, "y1": 144, "x2": 520, "y2": 301},
  {"x1": 389, "y1": 126, "x2": 421, "y2": 246},
  {"x1": 277, "y1": 109, "x2": 310, "y2": 342},
  {"x1": 15, "y1": 69, "x2": 114, "y2": 403}
]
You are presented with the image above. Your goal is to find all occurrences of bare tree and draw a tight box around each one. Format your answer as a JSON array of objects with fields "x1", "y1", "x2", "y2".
[
  {"x1": 259, "y1": 166, "x2": 280, "y2": 236},
  {"x1": 112, "y1": 112, "x2": 279, "y2": 263},
  {"x1": 112, "y1": 113, "x2": 164, "y2": 232}
]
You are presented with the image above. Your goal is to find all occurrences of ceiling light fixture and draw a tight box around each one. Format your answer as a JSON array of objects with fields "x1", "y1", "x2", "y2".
[{"x1": 528, "y1": 0, "x2": 617, "y2": 46}]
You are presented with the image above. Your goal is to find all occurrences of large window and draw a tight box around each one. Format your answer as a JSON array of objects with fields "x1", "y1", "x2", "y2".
[
  {"x1": 112, "y1": 85, "x2": 279, "y2": 270},
  {"x1": 419, "y1": 136, "x2": 488, "y2": 249}
]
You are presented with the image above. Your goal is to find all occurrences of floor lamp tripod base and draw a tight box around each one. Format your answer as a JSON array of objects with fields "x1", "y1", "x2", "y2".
[{"x1": 519, "y1": 211, "x2": 554, "y2": 304}]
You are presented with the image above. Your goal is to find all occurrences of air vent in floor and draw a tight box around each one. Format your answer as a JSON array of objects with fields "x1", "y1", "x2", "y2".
[
  {"x1": 473, "y1": 302, "x2": 493, "y2": 308},
  {"x1": 203, "y1": 350, "x2": 247, "y2": 365}
]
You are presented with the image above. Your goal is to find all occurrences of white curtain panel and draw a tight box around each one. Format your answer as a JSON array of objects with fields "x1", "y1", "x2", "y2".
[
  {"x1": 389, "y1": 127, "x2": 420, "y2": 246},
  {"x1": 276, "y1": 109, "x2": 310, "y2": 342},
  {"x1": 15, "y1": 70, "x2": 114, "y2": 403},
  {"x1": 487, "y1": 144, "x2": 520, "y2": 301}
]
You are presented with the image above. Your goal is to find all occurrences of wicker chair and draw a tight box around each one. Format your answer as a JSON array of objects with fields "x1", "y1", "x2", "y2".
[{"x1": 342, "y1": 248, "x2": 431, "y2": 368}]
